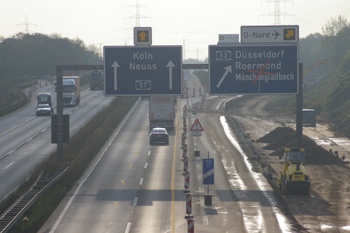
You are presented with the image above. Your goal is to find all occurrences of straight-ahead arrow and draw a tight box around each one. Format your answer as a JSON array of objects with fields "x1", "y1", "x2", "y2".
[
  {"x1": 138, "y1": 31, "x2": 148, "y2": 41},
  {"x1": 167, "y1": 61, "x2": 175, "y2": 90},
  {"x1": 216, "y1": 65, "x2": 232, "y2": 88},
  {"x1": 111, "y1": 61, "x2": 120, "y2": 90}
]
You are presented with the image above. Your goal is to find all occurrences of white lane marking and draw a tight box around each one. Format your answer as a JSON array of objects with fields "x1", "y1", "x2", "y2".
[
  {"x1": 49, "y1": 97, "x2": 140, "y2": 233},
  {"x1": 125, "y1": 222, "x2": 132, "y2": 233},
  {"x1": 4, "y1": 161, "x2": 14, "y2": 169},
  {"x1": 203, "y1": 216, "x2": 209, "y2": 226},
  {"x1": 139, "y1": 178, "x2": 144, "y2": 185},
  {"x1": 133, "y1": 197, "x2": 138, "y2": 206},
  {"x1": 220, "y1": 116, "x2": 291, "y2": 233},
  {"x1": 144, "y1": 163, "x2": 148, "y2": 169},
  {"x1": 148, "y1": 151, "x2": 151, "y2": 156}
]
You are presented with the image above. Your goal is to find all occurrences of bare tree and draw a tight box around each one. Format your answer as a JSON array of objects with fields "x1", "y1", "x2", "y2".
[
  {"x1": 322, "y1": 15, "x2": 350, "y2": 59},
  {"x1": 322, "y1": 15, "x2": 349, "y2": 37}
]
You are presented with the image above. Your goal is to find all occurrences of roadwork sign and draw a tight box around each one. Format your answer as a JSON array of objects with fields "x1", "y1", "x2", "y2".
[
  {"x1": 241, "y1": 25, "x2": 299, "y2": 44},
  {"x1": 209, "y1": 44, "x2": 298, "y2": 94},
  {"x1": 190, "y1": 119, "x2": 204, "y2": 131}
]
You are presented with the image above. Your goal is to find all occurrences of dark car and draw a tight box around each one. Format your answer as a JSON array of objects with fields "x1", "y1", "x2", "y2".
[
  {"x1": 36, "y1": 104, "x2": 52, "y2": 116},
  {"x1": 150, "y1": 127, "x2": 169, "y2": 145}
]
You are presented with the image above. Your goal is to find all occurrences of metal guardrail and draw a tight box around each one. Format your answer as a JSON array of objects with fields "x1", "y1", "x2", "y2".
[{"x1": 0, "y1": 167, "x2": 68, "y2": 233}]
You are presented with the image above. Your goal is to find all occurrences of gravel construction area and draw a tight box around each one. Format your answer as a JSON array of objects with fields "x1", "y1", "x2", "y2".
[{"x1": 221, "y1": 95, "x2": 350, "y2": 233}]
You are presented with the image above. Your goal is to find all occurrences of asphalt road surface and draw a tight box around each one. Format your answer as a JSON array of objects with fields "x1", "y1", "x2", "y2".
[
  {"x1": 0, "y1": 83, "x2": 114, "y2": 202},
  {"x1": 39, "y1": 76, "x2": 291, "y2": 233}
]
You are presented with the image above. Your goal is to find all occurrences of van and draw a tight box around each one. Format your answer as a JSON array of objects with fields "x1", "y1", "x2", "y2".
[{"x1": 302, "y1": 109, "x2": 316, "y2": 126}]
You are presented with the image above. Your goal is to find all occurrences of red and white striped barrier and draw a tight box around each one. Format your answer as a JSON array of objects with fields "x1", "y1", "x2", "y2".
[
  {"x1": 199, "y1": 86, "x2": 202, "y2": 95},
  {"x1": 182, "y1": 144, "x2": 187, "y2": 158},
  {"x1": 186, "y1": 193, "x2": 192, "y2": 215},
  {"x1": 184, "y1": 171, "x2": 190, "y2": 190},
  {"x1": 183, "y1": 155, "x2": 188, "y2": 172},
  {"x1": 183, "y1": 105, "x2": 187, "y2": 116},
  {"x1": 192, "y1": 87, "x2": 195, "y2": 97},
  {"x1": 187, "y1": 219, "x2": 194, "y2": 233},
  {"x1": 182, "y1": 133, "x2": 186, "y2": 147},
  {"x1": 192, "y1": 103, "x2": 196, "y2": 113},
  {"x1": 183, "y1": 124, "x2": 187, "y2": 135},
  {"x1": 183, "y1": 116, "x2": 186, "y2": 127}
]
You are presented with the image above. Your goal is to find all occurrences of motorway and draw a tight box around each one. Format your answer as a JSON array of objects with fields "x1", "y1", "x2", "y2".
[
  {"x1": 38, "y1": 76, "x2": 292, "y2": 232},
  {"x1": 0, "y1": 83, "x2": 114, "y2": 201}
]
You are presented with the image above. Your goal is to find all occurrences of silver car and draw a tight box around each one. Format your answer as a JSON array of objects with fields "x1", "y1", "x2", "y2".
[
  {"x1": 149, "y1": 127, "x2": 169, "y2": 145},
  {"x1": 36, "y1": 104, "x2": 52, "y2": 116}
]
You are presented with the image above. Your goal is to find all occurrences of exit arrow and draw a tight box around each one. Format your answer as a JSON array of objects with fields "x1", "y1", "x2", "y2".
[
  {"x1": 285, "y1": 30, "x2": 294, "y2": 39},
  {"x1": 138, "y1": 31, "x2": 148, "y2": 41},
  {"x1": 216, "y1": 65, "x2": 232, "y2": 88},
  {"x1": 167, "y1": 61, "x2": 175, "y2": 90},
  {"x1": 111, "y1": 61, "x2": 120, "y2": 90}
]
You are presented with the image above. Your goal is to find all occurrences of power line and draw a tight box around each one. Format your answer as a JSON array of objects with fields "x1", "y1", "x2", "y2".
[
  {"x1": 17, "y1": 14, "x2": 36, "y2": 34},
  {"x1": 124, "y1": 0, "x2": 151, "y2": 27},
  {"x1": 260, "y1": 0, "x2": 295, "y2": 25}
]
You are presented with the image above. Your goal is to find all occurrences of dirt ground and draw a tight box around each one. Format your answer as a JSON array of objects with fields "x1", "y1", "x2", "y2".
[{"x1": 221, "y1": 95, "x2": 350, "y2": 233}]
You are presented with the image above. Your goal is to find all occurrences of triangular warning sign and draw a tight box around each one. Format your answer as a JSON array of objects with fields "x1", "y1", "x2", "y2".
[{"x1": 190, "y1": 119, "x2": 204, "y2": 131}]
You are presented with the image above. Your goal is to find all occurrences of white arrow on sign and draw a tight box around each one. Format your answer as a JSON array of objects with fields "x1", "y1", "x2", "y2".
[
  {"x1": 216, "y1": 65, "x2": 232, "y2": 88},
  {"x1": 166, "y1": 61, "x2": 175, "y2": 90},
  {"x1": 111, "y1": 61, "x2": 120, "y2": 90}
]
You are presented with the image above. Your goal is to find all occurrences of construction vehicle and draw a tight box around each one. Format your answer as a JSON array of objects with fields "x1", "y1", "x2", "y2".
[
  {"x1": 303, "y1": 59, "x2": 333, "y2": 77},
  {"x1": 278, "y1": 147, "x2": 310, "y2": 194}
]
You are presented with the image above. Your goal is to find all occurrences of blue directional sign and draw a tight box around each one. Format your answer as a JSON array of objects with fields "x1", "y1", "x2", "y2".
[
  {"x1": 203, "y1": 158, "x2": 214, "y2": 185},
  {"x1": 209, "y1": 45, "x2": 298, "y2": 94},
  {"x1": 104, "y1": 46, "x2": 182, "y2": 96}
]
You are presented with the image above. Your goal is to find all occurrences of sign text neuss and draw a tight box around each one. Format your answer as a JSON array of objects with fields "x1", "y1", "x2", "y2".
[
  {"x1": 130, "y1": 52, "x2": 157, "y2": 70},
  {"x1": 235, "y1": 49, "x2": 294, "y2": 83}
]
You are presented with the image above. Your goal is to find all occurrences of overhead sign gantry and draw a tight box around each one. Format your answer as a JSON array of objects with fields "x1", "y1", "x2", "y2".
[
  {"x1": 104, "y1": 45, "x2": 182, "y2": 96},
  {"x1": 209, "y1": 44, "x2": 298, "y2": 94},
  {"x1": 241, "y1": 25, "x2": 299, "y2": 44},
  {"x1": 104, "y1": 27, "x2": 182, "y2": 96}
]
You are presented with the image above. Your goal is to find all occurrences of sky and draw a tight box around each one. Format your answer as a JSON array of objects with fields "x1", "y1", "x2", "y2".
[{"x1": 1, "y1": 0, "x2": 350, "y2": 61}]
